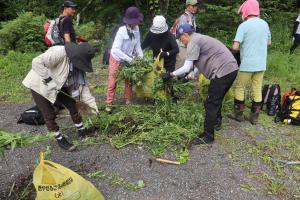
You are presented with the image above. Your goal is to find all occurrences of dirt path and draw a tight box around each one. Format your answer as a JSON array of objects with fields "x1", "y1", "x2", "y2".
[{"x1": 1, "y1": 103, "x2": 293, "y2": 200}]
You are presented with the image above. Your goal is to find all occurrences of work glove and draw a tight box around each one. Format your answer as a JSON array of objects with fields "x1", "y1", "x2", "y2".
[
  {"x1": 160, "y1": 51, "x2": 169, "y2": 58},
  {"x1": 162, "y1": 72, "x2": 172, "y2": 82},
  {"x1": 43, "y1": 77, "x2": 52, "y2": 85}
]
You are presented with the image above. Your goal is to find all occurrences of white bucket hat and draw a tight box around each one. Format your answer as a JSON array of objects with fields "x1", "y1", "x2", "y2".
[{"x1": 150, "y1": 15, "x2": 168, "y2": 34}]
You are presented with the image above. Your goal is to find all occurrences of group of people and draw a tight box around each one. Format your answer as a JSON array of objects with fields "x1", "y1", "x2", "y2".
[{"x1": 22, "y1": 0, "x2": 271, "y2": 151}]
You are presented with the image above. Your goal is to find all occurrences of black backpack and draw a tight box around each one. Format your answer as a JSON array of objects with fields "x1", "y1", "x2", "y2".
[
  {"x1": 17, "y1": 106, "x2": 45, "y2": 125},
  {"x1": 262, "y1": 84, "x2": 281, "y2": 116}
]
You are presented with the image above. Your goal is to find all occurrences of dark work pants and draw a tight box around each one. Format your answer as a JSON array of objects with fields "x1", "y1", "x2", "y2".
[
  {"x1": 290, "y1": 34, "x2": 300, "y2": 54},
  {"x1": 204, "y1": 70, "x2": 238, "y2": 139},
  {"x1": 31, "y1": 87, "x2": 82, "y2": 132}
]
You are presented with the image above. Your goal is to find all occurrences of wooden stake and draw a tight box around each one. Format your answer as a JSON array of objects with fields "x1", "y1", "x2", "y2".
[{"x1": 155, "y1": 158, "x2": 180, "y2": 165}]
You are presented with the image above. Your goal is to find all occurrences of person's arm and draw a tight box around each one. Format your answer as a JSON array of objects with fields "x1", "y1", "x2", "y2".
[
  {"x1": 171, "y1": 60, "x2": 194, "y2": 77},
  {"x1": 232, "y1": 24, "x2": 244, "y2": 51},
  {"x1": 135, "y1": 29, "x2": 143, "y2": 58},
  {"x1": 187, "y1": 67, "x2": 200, "y2": 79},
  {"x1": 167, "y1": 34, "x2": 180, "y2": 56},
  {"x1": 64, "y1": 33, "x2": 71, "y2": 43},
  {"x1": 268, "y1": 27, "x2": 272, "y2": 46},
  {"x1": 60, "y1": 17, "x2": 73, "y2": 43},
  {"x1": 232, "y1": 41, "x2": 240, "y2": 51},
  {"x1": 111, "y1": 28, "x2": 133, "y2": 63},
  {"x1": 32, "y1": 47, "x2": 65, "y2": 80},
  {"x1": 292, "y1": 16, "x2": 300, "y2": 37}
]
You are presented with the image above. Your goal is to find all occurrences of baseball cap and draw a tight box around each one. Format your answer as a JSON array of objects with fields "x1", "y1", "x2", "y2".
[
  {"x1": 186, "y1": 0, "x2": 198, "y2": 6},
  {"x1": 63, "y1": 1, "x2": 78, "y2": 8},
  {"x1": 186, "y1": 0, "x2": 206, "y2": 7},
  {"x1": 176, "y1": 24, "x2": 195, "y2": 39}
]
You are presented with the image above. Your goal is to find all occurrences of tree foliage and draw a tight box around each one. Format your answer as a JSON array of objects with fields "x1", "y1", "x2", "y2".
[{"x1": 0, "y1": 12, "x2": 46, "y2": 54}]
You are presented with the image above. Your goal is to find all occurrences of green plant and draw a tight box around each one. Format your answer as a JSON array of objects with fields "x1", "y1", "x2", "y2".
[
  {"x1": 86, "y1": 170, "x2": 145, "y2": 192},
  {"x1": 0, "y1": 12, "x2": 46, "y2": 54},
  {"x1": 0, "y1": 51, "x2": 38, "y2": 103},
  {"x1": 0, "y1": 129, "x2": 53, "y2": 156},
  {"x1": 117, "y1": 58, "x2": 153, "y2": 86}
]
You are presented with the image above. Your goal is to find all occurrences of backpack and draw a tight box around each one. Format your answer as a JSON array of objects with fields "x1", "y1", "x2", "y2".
[
  {"x1": 276, "y1": 90, "x2": 300, "y2": 125},
  {"x1": 262, "y1": 84, "x2": 281, "y2": 116},
  {"x1": 43, "y1": 16, "x2": 65, "y2": 47},
  {"x1": 170, "y1": 13, "x2": 190, "y2": 36},
  {"x1": 17, "y1": 106, "x2": 45, "y2": 125}
]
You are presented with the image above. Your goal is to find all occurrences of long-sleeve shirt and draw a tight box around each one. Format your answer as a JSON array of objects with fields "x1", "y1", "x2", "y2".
[
  {"x1": 111, "y1": 25, "x2": 143, "y2": 63},
  {"x1": 142, "y1": 31, "x2": 179, "y2": 70}
]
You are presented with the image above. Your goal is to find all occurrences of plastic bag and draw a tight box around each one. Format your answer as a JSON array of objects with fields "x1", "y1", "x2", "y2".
[
  {"x1": 135, "y1": 52, "x2": 167, "y2": 99},
  {"x1": 197, "y1": 74, "x2": 234, "y2": 101},
  {"x1": 33, "y1": 152, "x2": 105, "y2": 200}
]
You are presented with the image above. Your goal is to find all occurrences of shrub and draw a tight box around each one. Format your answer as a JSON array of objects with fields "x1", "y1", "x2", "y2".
[
  {"x1": 0, "y1": 12, "x2": 46, "y2": 54},
  {"x1": 75, "y1": 21, "x2": 97, "y2": 40}
]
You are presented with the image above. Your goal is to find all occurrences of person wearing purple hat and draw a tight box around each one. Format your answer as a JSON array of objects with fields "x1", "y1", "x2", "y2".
[
  {"x1": 162, "y1": 24, "x2": 239, "y2": 145},
  {"x1": 105, "y1": 6, "x2": 144, "y2": 112}
]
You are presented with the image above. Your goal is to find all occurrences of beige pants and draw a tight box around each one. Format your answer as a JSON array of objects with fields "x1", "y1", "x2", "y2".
[
  {"x1": 79, "y1": 85, "x2": 99, "y2": 113},
  {"x1": 234, "y1": 71, "x2": 265, "y2": 103}
]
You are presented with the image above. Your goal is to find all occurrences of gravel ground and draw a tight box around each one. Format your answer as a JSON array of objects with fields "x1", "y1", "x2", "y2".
[{"x1": 0, "y1": 103, "x2": 281, "y2": 200}]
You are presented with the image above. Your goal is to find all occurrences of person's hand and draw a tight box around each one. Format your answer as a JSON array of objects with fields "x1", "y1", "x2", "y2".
[
  {"x1": 160, "y1": 51, "x2": 169, "y2": 58},
  {"x1": 43, "y1": 77, "x2": 52, "y2": 85},
  {"x1": 162, "y1": 72, "x2": 172, "y2": 82}
]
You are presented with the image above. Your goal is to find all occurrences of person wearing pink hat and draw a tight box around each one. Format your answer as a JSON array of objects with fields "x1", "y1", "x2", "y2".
[
  {"x1": 229, "y1": 0, "x2": 271, "y2": 125},
  {"x1": 105, "y1": 6, "x2": 144, "y2": 112}
]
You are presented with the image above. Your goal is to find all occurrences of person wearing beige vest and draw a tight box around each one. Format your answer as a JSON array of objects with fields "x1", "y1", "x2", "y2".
[{"x1": 23, "y1": 42, "x2": 97, "y2": 151}]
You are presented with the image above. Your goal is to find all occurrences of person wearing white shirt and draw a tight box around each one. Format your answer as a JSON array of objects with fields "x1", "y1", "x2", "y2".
[
  {"x1": 290, "y1": 13, "x2": 300, "y2": 54},
  {"x1": 105, "y1": 7, "x2": 144, "y2": 112}
]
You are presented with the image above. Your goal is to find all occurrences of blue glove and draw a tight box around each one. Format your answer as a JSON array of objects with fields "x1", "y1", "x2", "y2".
[{"x1": 162, "y1": 72, "x2": 172, "y2": 82}]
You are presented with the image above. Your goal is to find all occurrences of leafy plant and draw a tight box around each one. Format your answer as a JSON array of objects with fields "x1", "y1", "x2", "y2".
[
  {"x1": 86, "y1": 170, "x2": 145, "y2": 192},
  {"x1": 0, "y1": 12, "x2": 46, "y2": 54},
  {"x1": 0, "y1": 130, "x2": 52, "y2": 156},
  {"x1": 117, "y1": 58, "x2": 153, "y2": 86}
]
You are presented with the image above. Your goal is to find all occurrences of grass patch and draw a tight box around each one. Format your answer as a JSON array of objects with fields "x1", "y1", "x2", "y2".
[
  {"x1": 0, "y1": 51, "x2": 39, "y2": 103},
  {"x1": 85, "y1": 100, "x2": 203, "y2": 158},
  {"x1": 0, "y1": 129, "x2": 52, "y2": 156},
  {"x1": 86, "y1": 170, "x2": 145, "y2": 192}
]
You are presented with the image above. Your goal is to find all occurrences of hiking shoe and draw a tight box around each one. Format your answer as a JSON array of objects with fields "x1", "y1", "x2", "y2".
[
  {"x1": 245, "y1": 102, "x2": 261, "y2": 125},
  {"x1": 56, "y1": 136, "x2": 76, "y2": 151},
  {"x1": 228, "y1": 99, "x2": 245, "y2": 122},
  {"x1": 78, "y1": 127, "x2": 96, "y2": 138},
  {"x1": 192, "y1": 135, "x2": 214, "y2": 145},
  {"x1": 228, "y1": 112, "x2": 244, "y2": 122},
  {"x1": 245, "y1": 112, "x2": 259, "y2": 125}
]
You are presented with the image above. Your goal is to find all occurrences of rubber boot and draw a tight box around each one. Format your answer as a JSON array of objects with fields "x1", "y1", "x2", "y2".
[
  {"x1": 228, "y1": 99, "x2": 245, "y2": 122},
  {"x1": 246, "y1": 102, "x2": 261, "y2": 125}
]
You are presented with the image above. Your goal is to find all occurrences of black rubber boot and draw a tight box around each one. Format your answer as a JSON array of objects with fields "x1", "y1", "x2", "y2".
[
  {"x1": 246, "y1": 102, "x2": 262, "y2": 125},
  {"x1": 56, "y1": 136, "x2": 76, "y2": 151},
  {"x1": 193, "y1": 132, "x2": 214, "y2": 145},
  {"x1": 228, "y1": 99, "x2": 245, "y2": 122}
]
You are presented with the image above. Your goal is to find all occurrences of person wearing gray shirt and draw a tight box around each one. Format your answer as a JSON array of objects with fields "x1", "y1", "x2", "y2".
[{"x1": 163, "y1": 24, "x2": 238, "y2": 145}]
